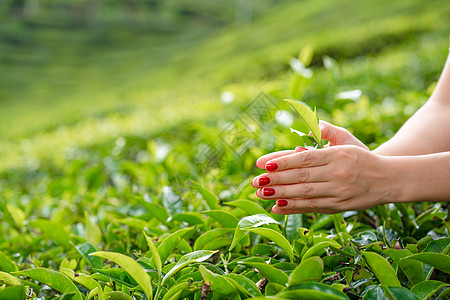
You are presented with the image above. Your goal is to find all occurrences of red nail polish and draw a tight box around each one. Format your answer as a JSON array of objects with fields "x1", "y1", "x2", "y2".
[
  {"x1": 277, "y1": 199, "x2": 288, "y2": 207},
  {"x1": 265, "y1": 163, "x2": 278, "y2": 172},
  {"x1": 295, "y1": 146, "x2": 308, "y2": 152},
  {"x1": 263, "y1": 188, "x2": 275, "y2": 197},
  {"x1": 259, "y1": 177, "x2": 270, "y2": 186}
]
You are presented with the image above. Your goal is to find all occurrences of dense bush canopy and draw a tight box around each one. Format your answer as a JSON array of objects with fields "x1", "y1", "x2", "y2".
[{"x1": 0, "y1": 0, "x2": 449, "y2": 299}]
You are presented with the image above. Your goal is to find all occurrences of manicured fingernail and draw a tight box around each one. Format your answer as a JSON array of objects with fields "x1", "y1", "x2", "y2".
[
  {"x1": 258, "y1": 176, "x2": 270, "y2": 186},
  {"x1": 265, "y1": 163, "x2": 278, "y2": 172},
  {"x1": 263, "y1": 188, "x2": 275, "y2": 197},
  {"x1": 295, "y1": 146, "x2": 308, "y2": 152},
  {"x1": 277, "y1": 199, "x2": 288, "y2": 207}
]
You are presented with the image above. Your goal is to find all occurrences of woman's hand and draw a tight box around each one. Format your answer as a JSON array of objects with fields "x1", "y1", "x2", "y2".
[{"x1": 252, "y1": 145, "x2": 399, "y2": 214}]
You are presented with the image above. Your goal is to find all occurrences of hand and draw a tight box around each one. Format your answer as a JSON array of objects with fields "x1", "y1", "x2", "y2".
[{"x1": 252, "y1": 146, "x2": 395, "y2": 214}]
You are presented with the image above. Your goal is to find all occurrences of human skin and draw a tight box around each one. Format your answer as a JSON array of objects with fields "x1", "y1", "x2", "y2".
[{"x1": 253, "y1": 52, "x2": 450, "y2": 214}]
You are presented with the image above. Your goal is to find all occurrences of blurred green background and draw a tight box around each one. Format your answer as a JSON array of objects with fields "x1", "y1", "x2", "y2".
[{"x1": 0, "y1": 0, "x2": 449, "y2": 174}]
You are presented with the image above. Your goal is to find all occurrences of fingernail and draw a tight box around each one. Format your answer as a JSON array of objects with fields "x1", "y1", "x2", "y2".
[
  {"x1": 258, "y1": 176, "x2": 270, "y2": 186},
  {"x1": 271, "y1": 206, "x2": 274, "y2": 213},
  {"x1": 277, "y1": 199, "x2": 288, "y2": 207},
  {"x1": 265, "y1": 163, "x2": 278, "y2": 172},
  {"x1": 251, "y1": 180, "x2": 255, "y2": 188},
  {"x1": 295, "y1": 146, "x2": 308, "y2": 152},
  {"x1": 263, "y1": 188, "x2": 275, "y2": 197}
]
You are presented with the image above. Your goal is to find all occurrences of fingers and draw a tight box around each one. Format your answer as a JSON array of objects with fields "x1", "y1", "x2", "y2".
[
  {"x1": 256, "y1": 182, "x2": 333, "y2": 199},
  {"x1": 266, "y1": 148, "x2": 331, "y2": 172},
  {"x1": 274, "y1": 197, "x2": 336, "y2": 209},
  {"x1": 255, "y1": 150, "x2": 296, "y2": 169},
  {"x1": 271, "y1": 205, "x2": 339, "y2": 215},
  {"x1": 252, "y1": 167, "x2": 328, "y2": 188}
]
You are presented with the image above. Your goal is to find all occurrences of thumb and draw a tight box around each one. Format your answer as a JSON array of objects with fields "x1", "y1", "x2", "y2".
[{"x1": 319, "y1": 120, "x2": 368, "y2": 149}]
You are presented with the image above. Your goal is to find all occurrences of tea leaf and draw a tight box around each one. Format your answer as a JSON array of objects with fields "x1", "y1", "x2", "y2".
[
  {"x1": 0, "y1": 271, "x2": 21, "y2": 286},
  {"x1": 362, "y1": 251, "x2": 401, "y2": 286},
  {"x1": 284, "y1": 99, "x2": 322, "y2": 147},
  {"x1": 401, "y1": 252, "x2": 450, "y2": 274},
  {"x1": 410, "y1": 280, "x2": 450, "y2": 299},
  {"x1": 164, "y1": 250, "x2": 218, "y2": 282},
  {"x1": 90, "y1": 251, "x2": 152, "y2": 300},
  {"x1": 247, "y1": 227, "x2": 294, "y2": 262},
  {"x1": 144, "y1": 232, "x2": 162, "y2": 277},
  {"x1": 289, "y1": 257, "x2": 324, "y2": 285},
  {"x1": 279, "y1": 282, "x2": 350, "y2": 299},
  {"x1": 14, "y1": 268, "x2": 83, "y2": 300},
  {"x1": 239, "y1": 262, "x2": 288, "y2": 285}
]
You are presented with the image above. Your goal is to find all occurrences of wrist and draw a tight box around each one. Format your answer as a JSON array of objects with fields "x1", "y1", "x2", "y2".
[{"x1": 377, "y1": 155, "x2": 417, "y2": 205}]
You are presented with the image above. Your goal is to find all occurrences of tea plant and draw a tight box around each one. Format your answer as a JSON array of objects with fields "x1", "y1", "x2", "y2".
[{"x1": 1, "y1": 1, "x2": 450, "y2": 299}]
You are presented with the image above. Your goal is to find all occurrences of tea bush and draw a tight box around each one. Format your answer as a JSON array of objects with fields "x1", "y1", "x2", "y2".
[{"x1": 0, "y1": 0, "x2": 449, "y2": 299}]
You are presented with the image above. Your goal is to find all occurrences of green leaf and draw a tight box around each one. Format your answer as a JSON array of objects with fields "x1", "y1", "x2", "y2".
[
  {"x1": 105, "y1": 291, "x2": 134, "y2": 300},
  {"x1": 86, "y1": 287, "x2": 101, "y2": 300},
  {"x1": 289, "y1": 257, "x2": 324, "y2": 285},
  {"x1": 84, "y1": 212, "x2": 102, "y2": 246},
  {"x1": 238, "y1": 214, "x2": 280, "y2": 229},
  {"x1": 384, "y1": 286, "x2": 420, "y2": 300},
  {"x1": 402, "y1": 252, "x2": 450, "y2": 274},
  {"x1": 383, "y1": 249, "x2": 424, "y2": 285},
  {"x1": 201, "y1": 237, "x2": 232, "y2": 250},
  {"x1": 362, "y1": 285, "x2": 385, "y2": 300},
  {"x1": 190, "y1": 180, "x2": 219, "y2": 210},
  {"x1": 246, "y1": 227, "x2": 294, "y2": 262},
  {"x1": 0, "y1": 271, "x2": 21, "y2": 286},
  {"x1": 278, "y1": 283, "x2": 350, "y2": 300},
  {"x1": 239, "y1": 262, "x2": 288, "y2": 285},
  {"x1": 0, "y1": 285, "x2": 26, "y2": 300},
  {"x1": 223, "y1": 274, "x2": 262, "y2": 297},
  {"x1": 144, "y1": 232, "x2": 162, "y2": 277},
  {"x1": 156, "y1": 227, "x2": 195, "y2": 264},
  {"x1": 162, "y1": 282, "x2": 189, "y2": 300},
  {"x1": 60, "y1": 268, "x2": 102, "y2": 293},
  {"x1": 230, "y1": 214, "x2": 280, "y2": 251},
  {"x1": 6, "y1": 204, "x2": 25, "y2": 227},
  {"x1": 362, "y1": 251, "x2": 400, "y2": 286},
  {"x1": 202, "y1": 210, "x2": 239, "y2": 228},
  {"x1": 284, "y1": 99, "x2": 321, "y2": 146},
  {"x1": 14, "y1": 268, "x2": 83, "y2": 300},
  {"x1": 224, "y1": 200, "x2": 269, "y2": 216},
  {"x1": 163, "y1": 250, "x2": 217, "y2": 285},
  {"x1": 75, "y1": 242, "x2": 103, "y2": 269},
  {"x1": 410, "y1": 280, "x2": 450, "y2": 299},
  {"x1": 299, "y1": 44, "x2": 314, "y2": 67},
  {"x1": 194, "y1": 228, "x2": 234, "y2": 250},
  {"x1": 29, "y1": 219, "x2": 71, "y2": 249},
  {"x1": 90, "y1": 251, "x2": 152, "y2": 300},
  {"x1": 169, "y1": 212, "x2": 205, "y2": 226},
  {"x1": 302, "y1": 241, "x2": 341, "y2": 261},
  {"x1": 0, "y1": 251, "x2": 18, "y2": 272},
  {"x1": 93, "y1": 268, "x2": 137, "y2": 287},
  {"x1": 199, "y1": 265, "x2": 238, "y2": 297}
]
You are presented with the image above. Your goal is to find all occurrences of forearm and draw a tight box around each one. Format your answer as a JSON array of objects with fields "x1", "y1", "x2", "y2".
[
  {"x1": 373, "y1": 100, "x2": 450, "y2": 155},
  {"x1": 387, "y1": 152, "x2": 450, "y2": 203}
]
